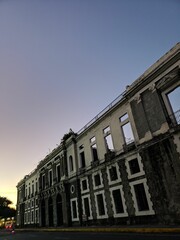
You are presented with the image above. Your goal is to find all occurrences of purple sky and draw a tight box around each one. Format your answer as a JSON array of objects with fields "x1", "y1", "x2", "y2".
[{"x1": 0, "y1": 0, "x2": 179, "y2": 207}]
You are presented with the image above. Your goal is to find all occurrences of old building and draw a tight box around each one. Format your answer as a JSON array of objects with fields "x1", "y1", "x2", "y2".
[{"x1": 16, "y1": 43, "x2": 180, "y2": 227}]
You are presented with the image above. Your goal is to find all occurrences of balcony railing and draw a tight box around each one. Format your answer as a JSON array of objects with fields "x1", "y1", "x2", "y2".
[{"x1": 169, "y1": 109, "x2": 180, "y2": 127}]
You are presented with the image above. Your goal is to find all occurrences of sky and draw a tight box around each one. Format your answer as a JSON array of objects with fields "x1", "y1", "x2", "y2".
[{"x1": 0, "y1": 0, "x2": 179, "y2": 208}]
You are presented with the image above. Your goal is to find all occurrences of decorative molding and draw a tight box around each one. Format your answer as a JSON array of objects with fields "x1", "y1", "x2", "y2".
[
  {"x1": 156, "y1": 69, "x2": 179, "y2": 89},
  {"x1": 148, "y1": 83, "x2": 156, "y2": 92},
  {"x1": 134, "y1": 94, "x2": 141, "y2": 103}
]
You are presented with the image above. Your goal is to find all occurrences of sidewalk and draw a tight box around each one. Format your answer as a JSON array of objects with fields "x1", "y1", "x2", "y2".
[{"x1": 13, "y1": 225, "x2": 180, "y2": 233}]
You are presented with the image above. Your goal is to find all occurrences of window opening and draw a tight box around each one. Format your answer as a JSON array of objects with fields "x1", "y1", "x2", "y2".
[
  {"x1": 49, "y1": 170, "x2": 53, "y2": 186},
  {"x1": 134, "y1": 183, "x2": 149, "y2": 211},
  {"x1": 109, "y1": 166, "x2": 118, "y2": 181},
  {"x1": 42, "y1": 174, "x2": 45, "y2": 190},
  {"x1": 83, "y1": 197, "x2": 90, "y2": 217},
  {"x1": 72, "y1": 200, "x2": 77, "y2": 219},
  {"x1": 82, "y1": 179, "x2": 87, "y2": 191},
  {"x1": 168, "y1": 86, "x2": 180, "y2": 112},
  {"x1": 97, "y1": 194, "x2": 105, "y2": 216},
  {"x1": 122, "y1": 122, "x2": 134, "y2": 144},
  {"x1": 79, "y1": 145, "x2": 86, "y2": 168},
  {"x1": 112, "y1": 189, "x2": 124, "y2": 214},
  {"x1": 94, "y1": 174, "x2": 101, "y2": 186},
  {"x1": 105, "y1": 134, "x2": 114, "y2": 151},
  {"x1": 129, "y1": 158, "x2": 140, "y2": 175},
  {"x1": 56, "y1": 164, "x2": 61, "y2": 182},
  {"x1": 120, "y1": 113, "x2": 128, "y2": 122},
  {"x1": 90, "y1": 136, "x2": 96, "y2": 143},
  {"x1": 167, "y1": 86, "x2": 180, "y2": 124},
  {"x1": 69, "y1": 156, "x2": 74, "y2": 172},
  {"x1": 91, "y1": 143, "x2": 98, "y2": 161}
]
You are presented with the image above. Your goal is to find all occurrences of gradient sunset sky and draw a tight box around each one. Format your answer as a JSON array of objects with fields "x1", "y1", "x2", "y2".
[{"x1": 0, "y1": 0, "x2": 179, "y2": 208}]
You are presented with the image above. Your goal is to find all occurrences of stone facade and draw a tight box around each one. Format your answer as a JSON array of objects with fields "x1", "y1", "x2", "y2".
[{"x1": 16, "y1": 43, "x2": 180, "y2": 227}]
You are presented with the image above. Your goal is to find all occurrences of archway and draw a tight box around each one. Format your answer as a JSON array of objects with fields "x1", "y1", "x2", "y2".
[{"x1": 56, "y1": 194, "x2": 63, "y2": 226}]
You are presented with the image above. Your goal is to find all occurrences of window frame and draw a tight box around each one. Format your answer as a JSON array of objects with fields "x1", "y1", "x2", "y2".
[
  {"x1": 125, "y1": 154, "x2": 145, "y2": 179},
  {"x1": 79, "y1": 144, "x2": 86, "y2": 168},
  {"x1": 119, "y1": 113, "x2": 135, "y2": 145},
  {"x1": 103, "y1": 126, "x2": 114, "y2": 152},
  {"x1": 70, "y1": 198, "x2": 79, "y2": 221},
  {"x1": 110, "y1": 185, "x2": 128, "y2": 217},
  {"x1": 92, "y1": 171, "x2": 103, "y2": 190},
  {"x1": 80, "y1": 176, "x2": 89, "y2": 194},
  {"x1": 82, "y1": 194, "x2": 93, "y2": 220},
  {"x1": 94, "y1": 190, "x2": 108, "y2": 219},
  {"x1": 107, "y1": 163, "x2": 121, "y2": 185},
  {"x1": 56, "y1": 164, "x2": 61, "y2": 182},
  {"x1": 68, "y1": 155, "x2": 74, "y2": 173},
  {"x1": 48, "y1": 169, "x2": 53, "y2": 187},
  {"x1": 130, "y1": 179, "x2": 155, "y2": 216},
  {"x1": 161, "y1": 84, "x2": 180, "y2": 126}
]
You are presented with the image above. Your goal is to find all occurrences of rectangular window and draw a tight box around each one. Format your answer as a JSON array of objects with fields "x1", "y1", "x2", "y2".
[
  {"x1": 29, "y1": 186, "x2": 31, "y2": 197},
  {"x1": 93, "y1": 171, "x2": 103, "y2": 190},
  {"x1": 167, "y1": 86, "x2": 180, "y2": 125},
  {"x1": 122, "y1": 122, "x2": 134, "y2": 144},
  {"x1": 56, "y1": 164, "x2": 61, "y2": 182},
  {"x1": 35, "y1": 209, "x2": 39, "y2": 223},
  {"x1": 91, "y1": 143, "x2": 98, "y2": 161},
  {"x1": 79, "y1": 145, "x2": 86, "y2": 168},
  {"x1": 126, "y1": 154, "x2": 145, "y2": 179},
  {"x1": 129, "y1": 158, "x2": 140, "y2": 175},
  {"x1": 31, "y1": 211, "x2": 34, "y2": 223},
  {"x1": 69, "y1": 156, "x2": 74, "y2": 172},
  {"x1": 32, "y1": 184, "x2": 34, "y2": 195},
  {"x1": 80, "y1": 152, "x2": 85, "y2": 167},
  {"x1": 49, "y1": 170, "x2": 53, "y2": 186},
  {"x1": 96, "y1": 194, "x2": 105, "y2": 216},
  {"x1": 167, "y1": 86, "x2": 180, "y2": 113},
  {"x1": 80, "y1": 177, "x2": 89, "y2": 194},
  {"x1": 28, "y1": 212, "x2": 30, "y2": 223},
  {"x1": 112, "y1": 189, "x2": 124, "y2": 214},
  {"x1": 107, "y1": 163, "x2": 121, "y2": 185},
  {"x1": 120, "y1": 113, "x2": 128, "y2": 122},
  {"x1": 72, "y1": 201, "x2": 77, "y2": 218},
  {"x1": 103, "y1": 126, "x2": 114, "y2": 151},
  {"x1": 35, "y1": 182, "x2": 38, "y2": 192},
  {"x1": 109, "y1": 166, "x2": 118, "y2": 181},
  {"x1": 83, "y1": 197, "x2": 90, "y2": 217},
  {"x1": 103, "y1": 126, "x2": 110, "y2": 135},
  {"x1": 94, "y1": 174, "x2": 101, "y2": 186},
  {"x1": 24, "y1": 212, "x2": 27, "y2": 224},
  {"x1": 71, "y1": 199, "x2": 79, "y2": 221},
  {"x1": 82, "y1": 179, "x2": 87, "y2": 191},
  {"x1": 105, "y1": 134, "x2": 114, "y2": 151},
  {"x1": 134, "y1": 183, "x2": 149, "y2": 211},
  {"x1": 90, "y1": 136, "x2": 96, "y2": 143},
  {"x1": 42, "y1": 174, "x2": 45, "y2": 190}
]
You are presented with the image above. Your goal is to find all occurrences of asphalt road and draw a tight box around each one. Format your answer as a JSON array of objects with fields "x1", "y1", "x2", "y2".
[{"x1": 0, "y1": 231, "x2": 180, "y2": 240}]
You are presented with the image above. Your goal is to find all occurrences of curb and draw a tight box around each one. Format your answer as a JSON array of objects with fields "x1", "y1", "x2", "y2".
[{"x1": 15, "y1": 227, "x2": 180, "y2": 233}]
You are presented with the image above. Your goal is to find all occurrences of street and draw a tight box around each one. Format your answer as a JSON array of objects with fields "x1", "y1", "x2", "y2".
[{"x1": 0, "y1": 231, "x2": 180, "y2": 240}]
